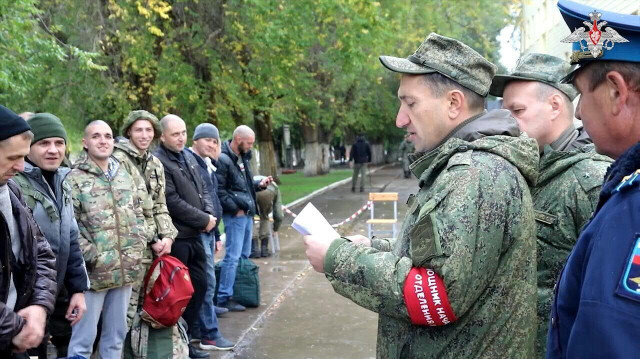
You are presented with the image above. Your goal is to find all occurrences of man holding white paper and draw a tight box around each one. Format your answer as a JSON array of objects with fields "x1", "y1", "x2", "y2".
[{"x1": 302, "y1": 33, "x2": 538, "y2": 358}]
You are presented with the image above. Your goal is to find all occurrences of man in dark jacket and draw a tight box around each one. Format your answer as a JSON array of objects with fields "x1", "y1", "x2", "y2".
[
  {"x1": 216, "y1": 125, "x2": 271, "y2": 312},
  {"x1": 0, "y1": 105, "x2": 57, "y2": 358},
  {"x1": 153, "y1": 115, "x2": 215, "y2": 359},
  {"x1": 349, "y1": 135, "x2": 371, "y2": 192},
  {"x1": 13, "y1": 113, "x2": 89, "y2": 359},
  {"x1": 188, "y1": 123, "x2": 234, "y2": 351}
]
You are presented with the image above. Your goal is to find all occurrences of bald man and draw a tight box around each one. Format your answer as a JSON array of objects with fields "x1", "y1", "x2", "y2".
[
  {"x1": 153, "y1": 115, "x2": 214, "y2": 358},
  {"x1": 215, "y1": 125, "x2": 271, "y2": 312}
]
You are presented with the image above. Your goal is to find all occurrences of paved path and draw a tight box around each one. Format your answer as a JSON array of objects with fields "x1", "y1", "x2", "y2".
[{"x1": 209, "y1": 165, "x2": 417, "y2": 358}]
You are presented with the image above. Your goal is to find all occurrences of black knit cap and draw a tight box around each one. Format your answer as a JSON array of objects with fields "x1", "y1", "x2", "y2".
[{"x1": 0, "y1": 105, "x2": 31, "y2": 141}]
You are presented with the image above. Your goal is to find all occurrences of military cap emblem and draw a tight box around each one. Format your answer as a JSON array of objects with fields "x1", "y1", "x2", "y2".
[{"x1": 561, "y1": 10, "x2": 629, "y2": 63}]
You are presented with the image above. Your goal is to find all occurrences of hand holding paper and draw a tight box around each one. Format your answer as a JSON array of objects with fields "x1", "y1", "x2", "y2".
[{"x1": 294, "y1": 203, "x2": 340, "y2": 273}]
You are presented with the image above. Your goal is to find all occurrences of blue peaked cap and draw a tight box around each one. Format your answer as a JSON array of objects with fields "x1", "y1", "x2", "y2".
[{"x1": 558, "y1": 0, "x2": 640, "y2": 82}]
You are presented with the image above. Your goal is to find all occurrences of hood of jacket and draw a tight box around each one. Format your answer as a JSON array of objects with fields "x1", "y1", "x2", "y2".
[
  {"x1": 22, "y1": 162, "x2": 71, "y2": 187},
  {"x1": 409, "y1": 109, "x2": 539, "y2": 187},
  {"x1": 537, "y1": 127, "x2": 611, "y2": 186},
  {"x1": 72, "y1": 150, "x2": 119, "y2": 177},
  {"x1": 114, "y1": 139, "x2": 151, "y2": 162}
]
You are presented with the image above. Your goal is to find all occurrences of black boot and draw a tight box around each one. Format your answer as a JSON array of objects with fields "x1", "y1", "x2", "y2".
[
  {"x1": 261, "y1": 238, "x2": 271, "y2": 257},
  {"x1": 249, "y1": 238, "x2": 260, "y2": 258}
]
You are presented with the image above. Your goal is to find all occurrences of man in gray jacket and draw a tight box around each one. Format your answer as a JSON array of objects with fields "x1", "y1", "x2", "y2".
[{"x1": 14, "y1": 113, "x2": 89, "y2": 359}]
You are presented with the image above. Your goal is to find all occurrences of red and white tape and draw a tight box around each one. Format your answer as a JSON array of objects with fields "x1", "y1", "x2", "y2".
[{"x1": 282, "y1": 201, "x2": 372, "y2": 228}]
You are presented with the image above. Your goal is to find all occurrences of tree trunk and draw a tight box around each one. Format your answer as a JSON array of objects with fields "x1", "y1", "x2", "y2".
[
  {"x1": 371, "y1": 143, "x2": 385, "y2": 165},
  {"x1": 301, "y1": 120, "x2": 330, "y2": 176},
  {"x1": 254, "y1": 110, "x2": 280, "y2": 181}
]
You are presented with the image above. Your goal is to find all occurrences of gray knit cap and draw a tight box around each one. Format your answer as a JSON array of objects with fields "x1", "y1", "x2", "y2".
[{"x1": 193, "y1": 123, "x2": 220, "y2": 141}]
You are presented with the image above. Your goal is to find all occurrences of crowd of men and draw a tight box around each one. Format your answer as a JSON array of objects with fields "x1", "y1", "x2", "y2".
[
  {"x1": 0, "y1": 103, "x2": 275, "y2": 358},
  {"x1": 303, "y1": 0, "x2": 640, "y2": 358}
]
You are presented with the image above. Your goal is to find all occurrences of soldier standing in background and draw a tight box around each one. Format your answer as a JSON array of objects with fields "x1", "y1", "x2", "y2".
[
  {"x1": 489, "y1": 53, "x2": 612, "y2": 357},
  {"x1": 303, "y1": 33, "x2": 539, "y2": 358},
  {"x1": 398, "y1": 134, "x2": 414, "y2": 178},
  {"x1": 252, "y1": 176, "x2": 284, "y2": 258}
]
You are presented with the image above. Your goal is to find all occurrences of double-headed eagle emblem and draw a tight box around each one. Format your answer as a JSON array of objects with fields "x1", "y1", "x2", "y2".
[{"x1": 561, "y1": 10, "x2": 628, "y2": 63}]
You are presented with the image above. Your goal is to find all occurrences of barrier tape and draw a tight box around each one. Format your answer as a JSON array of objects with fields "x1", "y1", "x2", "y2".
[{"x1": 282, "y1": 201, "x2": 372, "y2": 228}]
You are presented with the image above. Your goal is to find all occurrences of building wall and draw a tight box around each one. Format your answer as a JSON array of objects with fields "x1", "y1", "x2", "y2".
[{"x1": 520, "y1": 0, "x2": 640, "y2": 58}]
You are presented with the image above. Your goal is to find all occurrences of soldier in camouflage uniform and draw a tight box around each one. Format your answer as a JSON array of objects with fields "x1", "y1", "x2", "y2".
[
  {"x1": 112, "y1": 110, "x2": 188, "y2": 358},
  {"x1": 398, "y1": 134, "x2": 414, "y2": 178},
  {"x1": 66, "y1": 121, "x2": 146, "y2": 359},
  {"x1": 489, "y1": 53, "x2": 612, "y2": 358},
  {"x1": 303, "y1": 33, "x2": 539, "y2": 358},
  {"x1": 254, "y1": 176, "x2": 284, "y2": 257}
]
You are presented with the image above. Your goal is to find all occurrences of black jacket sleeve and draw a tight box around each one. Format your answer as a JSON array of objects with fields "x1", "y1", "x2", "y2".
[
  {"x1": 366, "y1": 143, "x2": 372, "y2": 163},
  {"x1": 29, "y1": 220, "x2": 57, "y2": 315},
  {"x1": 64, "y1": 217, "x2": 89, "y2": 294},
  {"x1": 0, "y1": 302, "x2": 24, "y2": 350},
  {"x1": 215, "y1": 157, "x2": 242, "y2": 214}
]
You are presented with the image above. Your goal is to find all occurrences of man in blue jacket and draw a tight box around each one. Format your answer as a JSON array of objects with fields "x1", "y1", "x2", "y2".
[
  {"x1": 14, "y1": 113, "x2": 89, "y2": 359},
  {"x1": 215, "y1": 125, "x2": 271, "y2": 312},
  {"x1": 547, "y1": 1, "x2": 640, "y2": 357}
]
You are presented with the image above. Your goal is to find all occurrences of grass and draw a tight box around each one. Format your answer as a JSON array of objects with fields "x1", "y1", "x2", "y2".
[{"x1": 278, "y1": 169, "x2": 352, "y2": 205}]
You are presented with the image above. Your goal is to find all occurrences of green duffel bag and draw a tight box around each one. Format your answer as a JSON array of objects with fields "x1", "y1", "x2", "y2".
[{"x1": 214, "y1": 257, "x2": 260, "y2": 307}]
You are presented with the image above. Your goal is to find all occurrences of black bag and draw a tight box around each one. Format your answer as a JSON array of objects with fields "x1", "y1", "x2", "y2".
[{"x1": 214, "y1": 257, "x2": 260, "y2": 307}]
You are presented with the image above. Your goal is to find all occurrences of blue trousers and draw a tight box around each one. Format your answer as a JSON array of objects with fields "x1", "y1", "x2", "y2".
[
  {"x1": 197, "y1": 232, "x2": 220, "y2": 340},
  {"x1": 217, "y1": 214, "x2": 253, "y2": 303}
]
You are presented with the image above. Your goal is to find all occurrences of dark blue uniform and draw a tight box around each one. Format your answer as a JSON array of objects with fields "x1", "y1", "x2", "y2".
[{"x1": 547, "y1": 142, "x2": 640, "y2": 358}]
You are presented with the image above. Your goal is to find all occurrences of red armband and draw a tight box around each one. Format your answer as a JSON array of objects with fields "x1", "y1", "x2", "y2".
[{"x1": 403, "y1": 267, "x2": 457, "y2": 326}]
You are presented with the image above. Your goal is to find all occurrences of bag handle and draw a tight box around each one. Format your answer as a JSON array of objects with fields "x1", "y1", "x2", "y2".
[{"x1": 155, "y1": 266, "x2": 184, "y2": 302}]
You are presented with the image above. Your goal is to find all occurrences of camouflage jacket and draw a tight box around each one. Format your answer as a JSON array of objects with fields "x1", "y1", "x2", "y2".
[
  {"x1": 325, "y1": 110, "x2": 539, "y2": 358},
  {"x1": 68, "y1": 152, "x2": 146, "y2": 291},
  {"x1": 256, "y1": 182, "x2": 284, "y2": 233},
  {"x1": 398, "y1": 139, "x2": 414, "y2": 157},
  {"x1": 533, "y1": 131, "x2": 611, "y2": 356},
  {"x1": 113, "y1": 140, "x2": 178, "y2": 262}
]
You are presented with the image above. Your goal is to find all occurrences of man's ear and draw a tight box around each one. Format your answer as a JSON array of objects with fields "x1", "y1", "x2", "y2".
[
  {"x1": 447, "y1": 90, "x2": 465, "y2": 119},
  {"x1": 605, "y1": 71, "x2": 630, "y2": 116},
  {"x1": 548, "y1": 93, "x2": 563, "y2": 121}
]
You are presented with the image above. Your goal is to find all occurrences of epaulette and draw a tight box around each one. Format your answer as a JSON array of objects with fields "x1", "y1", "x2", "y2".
[{"x1": 615, "y1": 169, "x2": 640, "y2": 192}]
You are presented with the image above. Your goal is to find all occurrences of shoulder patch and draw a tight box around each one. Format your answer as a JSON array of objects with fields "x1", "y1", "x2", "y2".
[
  {"x1": 446, "y1": 149, "x2": 472, "y2": 172},
  {"x1": 573, "y1": 158, "x2": 610, "y2": 193},
  {"x1": 614, "y1": 169, "x2": 640, "y2": 193},
  {"x1": 616, "y1": 235, "x2": 640, "y2": 302}
]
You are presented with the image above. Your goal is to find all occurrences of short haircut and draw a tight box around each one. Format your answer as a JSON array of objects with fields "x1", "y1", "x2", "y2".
[
  {"x1": 0, "y1": 130, "x2": 34, "y2": 147},
  {"x1": 581, "y1": 61, "x2": 640, "y2": 92},
  {"x1": 84, "y1": 120, "x2": 111, "y2": 138},
  {"x1": 160, "y1": 114, "x2": 183, "y2": 133},
  {"x1": 535, "y1": 82, "x2": 574, "y2": 119},
  {"x1": 233, "y1": 125, "x2": 255, "y2": 138},
  {"x1": 421, "y1": 73, "x2": 485, "y2": 111}
]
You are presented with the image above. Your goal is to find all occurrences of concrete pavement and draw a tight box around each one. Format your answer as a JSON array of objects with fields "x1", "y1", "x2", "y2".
[{"x1": 209, "y1": 165, "x2": 417, "y2": 358}]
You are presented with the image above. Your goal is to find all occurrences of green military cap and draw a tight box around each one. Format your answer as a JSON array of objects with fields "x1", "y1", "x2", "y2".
[
  {"x1": 379, "y1": 33, "x2": 497, "y2": 97},
  {"x1": 121, "y1": 110, "x2": 161, "y2": 139},
  {"x1": 489, "y1": 53, "x2": 578, "y2": 100}
]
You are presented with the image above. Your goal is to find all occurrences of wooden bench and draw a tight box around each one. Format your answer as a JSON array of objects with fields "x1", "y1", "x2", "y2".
[{"x1": 366, "y1": 192, "x2": 398, "y2": 238}]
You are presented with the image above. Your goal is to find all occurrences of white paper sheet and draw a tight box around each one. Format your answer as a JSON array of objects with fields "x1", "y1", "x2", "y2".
[{"x1": 291, "y1": 203, "x2": 340, "y2": 239}]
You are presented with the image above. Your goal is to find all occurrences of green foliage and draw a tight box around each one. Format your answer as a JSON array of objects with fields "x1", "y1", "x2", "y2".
[{"x1": 2, "y1": 0, "x2": 517, "y2": 153}]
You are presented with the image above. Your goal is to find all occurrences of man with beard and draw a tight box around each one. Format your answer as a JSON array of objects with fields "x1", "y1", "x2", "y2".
[{"x1": 216, "y1": 125, "x2": 271, "y2": 312}]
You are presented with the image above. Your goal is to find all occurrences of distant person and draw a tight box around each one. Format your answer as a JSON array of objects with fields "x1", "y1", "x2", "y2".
[
  {"x1": 13, "y1": 113, "x2": 89, "y2": 359},
  {"x1": 216, "y1": 125, "x2": 271, "y2": 312},
  {"x1": 188, "y1": 123, "x2": 235, "y2": 351},
  {"x1": 253, "y1": 175, "x2": 284, "y2": 257},
  {"x1": 398, "y1": 134, "x2": 414, "y2": 178},
  {"x1": 153, "y1": 115, "x2": 215, "y2": 359},
  {"x1": 349, "y1": 135, "x2": 371, "y2": 192},
  {"x1": 66, "y1": 120, "x2": 146, "y2": 359},
  {"x1": 0, "y1": 106, "x2": 56, "y2": 358},
  {"x1": 489, "y1": 53, "x2": 612, "y2": 357}
]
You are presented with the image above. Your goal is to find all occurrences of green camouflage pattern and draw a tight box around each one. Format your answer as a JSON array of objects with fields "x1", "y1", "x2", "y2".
[
  {"x1": 532, "y1": 142, "x2": 611, "y2": 357},
  {"x1": 120, "y1": 110, "x2": 161, "y2": 139},
  {"x1": 256, "y1": 181, "x2": 284, "y2": 236},
  {"x1": 490, "y1": 53, "x2": 578, "y2": 100},
  {"x1": 124, "y1": 313, "x2": 188, "y2": 359},
  {"x1": 325, "y1": 114, "x2": 539, "y2": 358},
  {"x1": 398, "y1": 139, "x2": 415, "y2": 173},
  {"x1": 113, "y1": 140, "x2": 177, "y2": 326},
  {"x1": 379, "y1": 33, "x2": 497, "y2": 96},
  {"x1": 67, "y1": 151, "x2": 146, "y2": 291}
]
